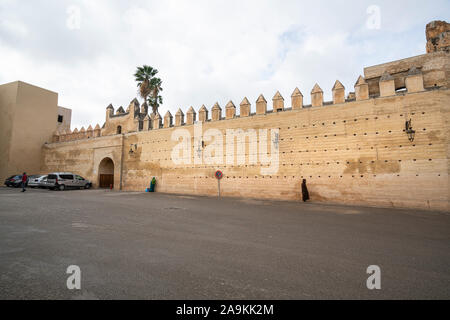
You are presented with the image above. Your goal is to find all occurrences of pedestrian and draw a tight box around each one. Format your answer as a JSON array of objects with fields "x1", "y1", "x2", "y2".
[
  {"x1": 150, "y1": 177, "x2": 156, "y2": 192},
  {"x1": 301, "y1": 179, "x2": 309, "y2": 202},
  {"x1": 21, "y1": 172, "x2": 28, "y2": 192}
]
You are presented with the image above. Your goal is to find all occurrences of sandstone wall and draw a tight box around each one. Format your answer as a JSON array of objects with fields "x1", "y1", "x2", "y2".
[
  {"x1": 42, "y1": 135, "x2": 123, "y2": 190},
  {"x1": 364, "y1": 51, "x2": 450, "y2": 95},
  {"x1": 426, "y1": 20, "x2": 450, "y2": 54},
  {"x1": 41, "y1": 88, "x2": 450, "y2": 211}
]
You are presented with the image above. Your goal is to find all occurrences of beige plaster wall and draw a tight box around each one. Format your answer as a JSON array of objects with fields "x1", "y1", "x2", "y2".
[
  {"x1": 57, "y1": 106, "x2": 72, "y2": 131},
  {"x1": 0, "y1": 81, "x2": 59, "y2": 181},
  {"x1": 0, "y1": 82, "x2": 18, "y2": 181},
  {"x1": 7, "y1": 82, "x2": 58, "y2": 178}
]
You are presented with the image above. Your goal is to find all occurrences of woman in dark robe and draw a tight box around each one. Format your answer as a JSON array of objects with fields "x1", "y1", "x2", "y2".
[{"x1": 301, "y1": 179, "x2": 310, "y2": 202}]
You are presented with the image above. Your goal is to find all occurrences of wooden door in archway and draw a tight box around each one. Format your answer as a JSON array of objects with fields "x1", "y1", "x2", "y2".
[
  {"x1": 99, "y1": 174, "x2": 114, "y2": 188},
  {"x1": 98, "y1": 157, "x2": 115, "y2": 188}
]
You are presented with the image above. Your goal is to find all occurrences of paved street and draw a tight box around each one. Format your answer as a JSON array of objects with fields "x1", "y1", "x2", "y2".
[{"x1": 0, "y1": 186, "x2": 449, "y2": 299}]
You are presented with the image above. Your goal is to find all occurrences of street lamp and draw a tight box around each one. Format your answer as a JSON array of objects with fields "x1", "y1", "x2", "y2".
[
  {"x1": 129, "y1": 144, "x2": 137, "y2": 154},
  {"x1": 405, "y1": 119, "x2": 415, "y2": 142}
]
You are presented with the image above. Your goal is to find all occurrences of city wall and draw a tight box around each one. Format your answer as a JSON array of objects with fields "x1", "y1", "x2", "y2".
[{"x1": 42, "y1": 82, "x2": 450, "y2": 211}]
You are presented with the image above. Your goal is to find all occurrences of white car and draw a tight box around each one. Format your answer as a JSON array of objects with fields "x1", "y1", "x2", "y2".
[
  {"x1": 46, "y1": 172, "x2": 92, "y2": 191},
  {"x1": 27, "y1": 175, "x2": 47, "y2": 188}
]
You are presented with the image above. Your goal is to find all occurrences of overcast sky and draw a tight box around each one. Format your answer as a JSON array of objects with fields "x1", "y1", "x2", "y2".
[{"x1": 1, "y1": 0, "x2": 448, "y2": 129}]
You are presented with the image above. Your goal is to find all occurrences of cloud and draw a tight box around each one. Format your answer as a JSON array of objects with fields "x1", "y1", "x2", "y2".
[{"x1": 0, "y1": 0, "x2": 449, "y2": 129}]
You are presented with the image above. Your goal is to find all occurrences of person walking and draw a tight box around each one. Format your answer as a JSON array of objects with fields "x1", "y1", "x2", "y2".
[
  {"x1": 301, "y1": 179, "x2": 310, "y2": 202},
  {"x1": 21, "y1": 172, "x2": 28, "y2": 192}
]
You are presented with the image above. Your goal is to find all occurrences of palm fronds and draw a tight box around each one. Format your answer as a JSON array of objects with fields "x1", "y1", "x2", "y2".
[{"x1": 134, "y1": 65, "x2": 163, "y2": 114}]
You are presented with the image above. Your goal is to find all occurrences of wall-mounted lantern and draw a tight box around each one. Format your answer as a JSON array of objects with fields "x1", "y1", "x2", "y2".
[
  {"x1": 129, "y1": 144, "x2": 137, "y2": 154},
  {"x1": 404, "y1": 119, "x2": 415, "y2": 142}
]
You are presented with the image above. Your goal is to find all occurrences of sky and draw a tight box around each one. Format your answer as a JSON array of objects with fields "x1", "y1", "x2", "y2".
[{"x1": 1, "y1": 0, "x2": 449, "y2": 129}]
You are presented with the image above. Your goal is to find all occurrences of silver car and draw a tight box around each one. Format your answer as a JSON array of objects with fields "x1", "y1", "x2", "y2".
[
  {"x1": 28, "y1": 175, "x2": 47, "y2": 188},
  {"x1": 39, "y1": 176, "x2": 53, "y2": 189},
  {"x1": 46, "y1": 172, "x2": 92, "y2": 191}
]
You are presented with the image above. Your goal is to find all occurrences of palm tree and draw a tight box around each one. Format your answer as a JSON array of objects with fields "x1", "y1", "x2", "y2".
[
  {"x1": 134, "y1": 65, "x2": 163, "y2": 115},
  {"x1": 148, "y1": 77, "x2": 163, "y2": 114}
]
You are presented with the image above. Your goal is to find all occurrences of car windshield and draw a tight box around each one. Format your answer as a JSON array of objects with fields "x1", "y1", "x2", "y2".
[{"x1": 48, "y1": 174, "x2": 57, "y2": 179}]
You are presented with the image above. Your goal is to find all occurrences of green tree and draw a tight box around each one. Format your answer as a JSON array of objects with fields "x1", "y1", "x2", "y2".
[
  {"x1": 148, "y1": 77, "x2": 163, "y2": 115},
  {"x1": 134, "y1": 65, "x2": 163, "y2": 114}
]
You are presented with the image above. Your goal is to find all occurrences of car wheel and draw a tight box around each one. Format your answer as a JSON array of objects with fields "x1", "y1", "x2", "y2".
[
  {"x1": 58, "y1": 184, "x2": 65, "y2": 191},
  {"x1": 84, "y1": 184, "x2": 91, "y2": 190}
]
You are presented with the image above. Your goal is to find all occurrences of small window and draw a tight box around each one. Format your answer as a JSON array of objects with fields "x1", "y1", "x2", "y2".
[
  {"x1": 58, "y1": 115, "x2": 63, "y2": 123},
  {"x1": 60, "y1": 174, "x2": 74, "y2": 180},
  {"x1": 117, "y1": 126, "x2": 122, "y2": 134}
]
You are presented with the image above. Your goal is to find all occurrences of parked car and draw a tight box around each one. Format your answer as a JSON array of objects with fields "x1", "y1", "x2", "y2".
[
  {"x1": 28, "y1": 175, "x2": 47, "y2": 188},
  {"x1": 39, "y1": 176, "x2": 53, "y2": 189},
  {"x1": 46, "y1": 173, "x2": 92, "y2": 191},
  {"x1": 4, "y1": 175, "x2": 27, "y2": 188}
]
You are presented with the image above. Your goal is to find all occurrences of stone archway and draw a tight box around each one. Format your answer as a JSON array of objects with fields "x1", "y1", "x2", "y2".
[{"x1": 98, "y1": 157, "x2": 114, "y2": 188}]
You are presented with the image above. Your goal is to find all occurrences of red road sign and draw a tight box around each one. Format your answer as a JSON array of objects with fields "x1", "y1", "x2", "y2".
[{"x1": 215, "y1": 170, "x2": 223, "y2": 180}]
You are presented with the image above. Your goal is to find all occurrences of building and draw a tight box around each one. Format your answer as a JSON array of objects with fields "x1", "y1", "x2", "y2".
[
  {"x1": 3, "y1": 21, "x2": 450, "y2": 211},
  {"x1": 41, "y1": 21, "x2": 450, "y2": 211},
  {"x1": 57, "y1": 106, "x2": 72, "y2": 132},
  {"x1": 0, "y1": 81, "x2": 72, "y2": 182}
]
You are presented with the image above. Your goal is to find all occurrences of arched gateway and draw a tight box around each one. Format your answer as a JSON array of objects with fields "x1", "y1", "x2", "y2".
[{"x1": 98, "y1": 157, "x2": 114, "y2": 188}]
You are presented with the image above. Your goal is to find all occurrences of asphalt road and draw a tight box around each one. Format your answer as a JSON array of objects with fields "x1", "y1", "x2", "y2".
[{"x1": 0, "y1": 186, "x2": 449, "y2": 300}]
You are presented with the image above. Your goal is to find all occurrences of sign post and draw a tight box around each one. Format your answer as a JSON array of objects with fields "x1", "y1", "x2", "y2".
[{"x1": 215, "y1": 170, "x2": 223, "y2": 198}]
